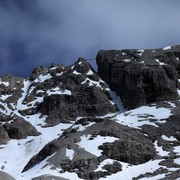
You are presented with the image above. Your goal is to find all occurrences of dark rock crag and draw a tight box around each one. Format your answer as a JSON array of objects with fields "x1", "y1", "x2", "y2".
[
  {"x1": 97, "y1": 45, "x2": 180, "y2": 109},
  {"x1": 37, "y1": 58, "x2": 117, "y2": 125}
]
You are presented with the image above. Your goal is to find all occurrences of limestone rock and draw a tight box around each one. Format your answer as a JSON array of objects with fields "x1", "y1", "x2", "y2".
[
  {"x1": 0, "y1": 126, "x2": 9, "y2": 144},
  {"x1": 30, "y1": 66, "x2": 48, "y2": 81},
  {"x1": 2, "y1": 116, "x2": 40, "y2": 139},
  {"x1": 37, "y1": 58, "x2": 117, "y2": 125},
  {"x1": 96, "y1": 46, "x2": 180, "y2": 109}
]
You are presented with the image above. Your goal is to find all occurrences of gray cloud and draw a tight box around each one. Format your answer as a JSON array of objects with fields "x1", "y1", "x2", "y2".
[{"x1": 0, "y1": 0, "x2": 180, "y2": 76}]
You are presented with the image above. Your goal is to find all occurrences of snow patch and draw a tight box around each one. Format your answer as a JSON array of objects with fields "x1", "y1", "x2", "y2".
[
  {"x1": 137, "y1": 49, "x2": 144, "y2": 56},
  {"x1": 174, "y1": 158, "x2": 180, "y2": 165},
  {"x1": 154, "y1": 141, "x2": 169, "y2": 157},
  {"x1": 81, "y1": 78, "x2": 103, "y2": 89},
  {"x1": 86, "y1": 70, "x2": 94, "y2": 75},
  {"x1": 78, "y1": 135, "x2": 118, "y2": 157},
  {"x1": 36, "y1": 90, "x2": 44, "y2": 94},
  {"x1": 66, "y1": 149, "x2": 75, "y2": 160},
  {"x1": 34, "y1": 74, "x2": 52, "y2": 83},
  {"x1": 162, "y1": 135, "x2": 177, "y2": 141},
  {"x1": 108, "y1": 89, "x2": 125, "y2": 112},
  {"x1": 47, "y1": 87, "x2": 71, "y2": 96},
  {"x1": 123, "y1": 59, "x2": 131, "y2": 63},
  {"x1": 173, "y1": 146, "x2": 180, "y2": 155},
  {"x1": 177, "y1": 89, "x2": 180, "y2": 96},
  {"x1": 163, "y1": 46, "x2": 171, "y2": 50},
  {"x1": 73, "y1": 70, "x2": 81, "y2": 75},
  {"x1": 155, "y1": 59, "x2": 167, "y2": 65}
]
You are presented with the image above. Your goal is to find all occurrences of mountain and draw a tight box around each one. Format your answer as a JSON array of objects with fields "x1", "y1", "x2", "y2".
[{"x1": 0, "y1": 45, "x2": 180, "y2": 180}]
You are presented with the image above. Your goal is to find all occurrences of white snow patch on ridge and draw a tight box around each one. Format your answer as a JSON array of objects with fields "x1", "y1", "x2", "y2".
[
  {"x1": 163, "y1": 46, "x2": 171, "y2": 50},
  {"x1": 162, "y1": 135, "x2": 177, "y2": 141},
  {"x1": 34, "y1": 74, "x2": 52, "y2": 83},
  {"x1": 86, "y1": 70, "x2": 94, "y2": 75}
]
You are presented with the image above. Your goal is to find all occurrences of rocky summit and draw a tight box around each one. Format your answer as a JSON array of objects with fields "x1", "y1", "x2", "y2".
[{"x1": 0, "y1": 46, "x2": 180, "y2": 180}]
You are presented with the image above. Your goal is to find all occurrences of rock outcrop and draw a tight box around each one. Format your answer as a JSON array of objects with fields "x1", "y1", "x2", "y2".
[
  {"x1": 97, "y1": 45, "x2": 180, "y2": 109},
  {"x1": 37, "y1": 58, "x2": 117, "y2": 125},
  {"x1": 2, "y1": 116, "x2": 40, "y2": 139}
]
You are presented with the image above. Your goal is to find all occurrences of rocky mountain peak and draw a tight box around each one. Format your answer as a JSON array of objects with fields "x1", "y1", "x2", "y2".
[{"x1": 0, "y1": 46, "x2": 180, "y2": 180}]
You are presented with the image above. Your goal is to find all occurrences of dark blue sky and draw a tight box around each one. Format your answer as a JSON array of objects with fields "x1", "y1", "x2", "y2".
[{"x1": 0, "y1": 0, "x2": 180, "y2": 77}]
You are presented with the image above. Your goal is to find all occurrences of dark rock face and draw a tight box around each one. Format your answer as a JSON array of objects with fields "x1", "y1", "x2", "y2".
[
  {"x1": 38, "y1": 86, "x2": 116, "y2": 124},
  {"x1": 2, "y1": 116, "x2": 40, "y2": 139},
  {"x1": 0, "y1": 126, "x2": 9, "y2": 144},
  {"x1": 99, "y1": 140, "x2": 155, "y2": 165},
  {"x1": 37, "y1": 58, "x2": 117, "y2": 125},
  {"x1": 97, "y1": 46, "x2": 180, "y2": 109}
]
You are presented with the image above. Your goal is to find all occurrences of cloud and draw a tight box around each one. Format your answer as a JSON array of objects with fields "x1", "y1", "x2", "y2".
[{"x1": 0, "y1": 0, "x2": 180, "y2": 76}]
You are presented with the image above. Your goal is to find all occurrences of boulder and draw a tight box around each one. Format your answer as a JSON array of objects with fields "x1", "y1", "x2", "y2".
[{"x1": 2, "y1": 116, "x2": 40, "y2": 139}]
